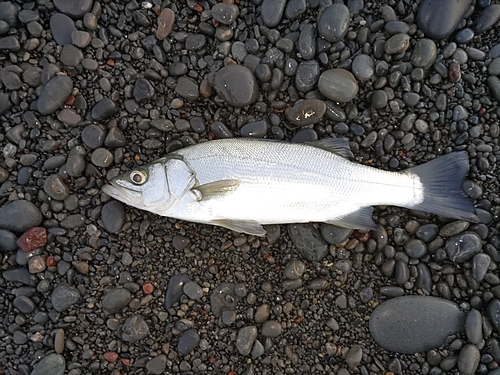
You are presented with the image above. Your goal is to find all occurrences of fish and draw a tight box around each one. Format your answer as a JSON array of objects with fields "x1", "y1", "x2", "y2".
[{"x1": 102, "y1": 137, "x2": 478, "y2": 236}]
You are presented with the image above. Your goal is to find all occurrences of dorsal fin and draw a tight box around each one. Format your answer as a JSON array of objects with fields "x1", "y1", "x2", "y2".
[{"x1": 306, "y1": 138, "x2": 353, "y2": 159}]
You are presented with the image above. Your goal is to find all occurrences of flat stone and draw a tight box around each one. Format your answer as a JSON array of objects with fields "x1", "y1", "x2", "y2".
[
  {"x1": 369, "y1": 296, "x2": 466, "y2": 354},
  {"x1": 57, "y1": 108, "x2": 82, "y2": 127},
  {"x1": 133, "y1": 78, "x2": 155, "y2": 103},
  {"x1": 213, "y1": 64, "x2": 258, "y2": 106},
  {"x1": 16, "y1": 227, "x2": 47, "y2": 252},
  {"x1": 0, "y1": 35, "x2": 20, "y2": 51},
  {"x1": 261, "y1": 0, "x2": 286, "y2": 27},
  {"x1": 165, "y1": 274, "x2": 191, "y2": 309},
  {"x1": 175, "y1": 76, "x2": 199, "y2": 101},
  {"x1": 288, "y1": 223, "x2": 329, "y2": 262},
  {"x1": 37, "y1": 75, "x2": 73, "y2": 115},
  {"x1": 411, "y1": 38, "x2": 437, "y2": 69},
  {"x1": 417, "y1": 0, "x2": 473, "y2": 40},
  {"x1": 102, "y1": 288, "x2": 132, "y2": 313},
  {"x1": 0, "y1": 2, "x2": 19, "y2": 27},
  {"x1": 121, "y1": 315, "x2": 150, "y2": 342},
  {"x1": 178, "y1": 329, "x2": 199, "y2": 355},
  {"x1": 43, "y1": 174, "x2": 69, "y2": 200},
  {"x1": 318, "y1": 3, "x2": 350, "y2": 42},
  {"x1": 0, "y1": 200, "x2": 43, "y2": 232},
  {"x1": 101, "y1": 201, "x2": 125, "y2": 233},
  {"x1": 236, "y1": 326, "x2": 258, "y2": 355},
  {"x1": 30, "y1": 354, "x2": 65, "y2": 375},
  {"x1": 54, "y1": 0, "x2": 93, "y2": 18},
  {"x1": 51, "y1": 283, "x2": 80, "y2": 312},
  {"x1": 146, "y1": 354, "x2": 167, "y2": 374},
  {"x1": 318, "y1": 68, "x2": 358, "y2": 102},
  {"x1": 156, "y1": 8, "x2": 175, "y2": 40},
  {"x1": 211, "y1": 3, "x2": 239, "y2": 25},
  {"x1": 285, "y1": 99, "x2": 326, "y2": 126},
  {"x1": 91, "y1": 98, "x2": 118, "y2": 120},
  {"x1": 50, "y1": 13, "x2": 77, "y2": 45}
]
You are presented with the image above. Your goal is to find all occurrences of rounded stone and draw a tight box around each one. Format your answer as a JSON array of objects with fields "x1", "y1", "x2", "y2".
[
  {"x1": 262, "y1": 321, "x2": 283, "y2": 337},
  {"x1": 0, "y1": 229, "x2": 18, "y2": 252},
  {"x1": 178, "y1": 329, "x2": 200, "y2": 355},
  {"x1": 0, "y1": 200, "x2": 43, "y2": 233},
  {"x1": 49, "y1": 13, "x2": 77, "y2": 45},
  {"x1": 43, "y1": 174, "x2": 69, "y2": 201},
  {"x1": 369, "y1": 296, "x2": 466, "y2": 354},
  {"x1": 51, "y1": 283, "x2": 80, "y2": 312},
  {"x1": 318, "y1": 3, "x2": 350, "y2": 42},
  {"x1": 37, "y1": 75, "x2": 73, "y2": 115},
  {"x1": 352, "y1": 54, "x2": 375, "y2": 81},
  {"x1": 30, "y1": 354, "x2": 65, "y2": 375},
  {"x1": 91, "y1": 148, "x2": 113, "y2": 167},
  {"x1": 417, "y1": 0, "x2": 473, "y2": 40},
  {"x1": 101, "y1": 201, "x2": 125, "y2": 234},
  {"x1": 213, "y1": 65, "x2": 258, "y2": 107},
  {"x1": 445, "y1": 232, "x2": 482, "y2": 262},
  {"x1": 318, "y1": 69, "x2": 358, "y2": 102},
  {"x1": 285, "y1": 99, "x2": 326, "y2": 126},
  {"x1": 102, "y1": 288, "x2": 132, "y2": 313}
]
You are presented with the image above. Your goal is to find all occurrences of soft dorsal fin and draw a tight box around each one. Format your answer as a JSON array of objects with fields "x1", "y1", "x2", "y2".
[
  {"x1": 306, "y1": 138, "x2": 353, "y2": 159},
  {"x1": 326, "y1": 206, "x2": 377, "y2": 230}
]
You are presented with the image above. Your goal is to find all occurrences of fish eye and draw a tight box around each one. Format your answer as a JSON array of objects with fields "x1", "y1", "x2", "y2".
[{"x1": 129, "y1": 170, "x2": 148, "y2": 185}]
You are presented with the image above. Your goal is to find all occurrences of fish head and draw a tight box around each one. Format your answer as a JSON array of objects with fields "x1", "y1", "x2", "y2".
[{"x1": 102, "y1": 156, "x2": 194, "y2": 214}]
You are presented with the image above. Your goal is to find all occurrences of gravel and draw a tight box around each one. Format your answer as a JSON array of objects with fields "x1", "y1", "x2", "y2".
[{"x1": 1, "y1": 0, "x2": 500, "y2": 374}]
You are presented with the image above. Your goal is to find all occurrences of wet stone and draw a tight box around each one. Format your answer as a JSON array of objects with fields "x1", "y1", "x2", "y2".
[
  {"x1": 121, "y1": 315, "x2": 150, "y2": 342},
  {"x1": 473, "y1": 4, "x2": 500, "y2": 34},
  {"x1": 487, "y1": 76, "x2": 500, "y2": 101},
  {"x1": 411, "y1": 38, "x2": 437, "y2": 69},
  {"x1": 486, "y1": 299, "x2": 500, "y2": 331},
  {"x1": 0, "y1": 2, "x2": 19, "y2": 28},
  {"x1": 262, "y1": 321, "x2": 282, "y2": 337},
  {"x1": 16, "y1": 227, "x2": 47, "y2": 252},
  {"x1": 178, "y1": 329, "x2": 200, "y2": 355},
  {"x1": 101, "y1": 201, "x2": 125, "y2": 234},
  {"x1": 134, "y1": 78, "x2": 155, "y2": 103},
  {"x1": 82, "y1": 124, "x2": 106, "y2": 149},
  {"x1": 385, "y1": 33, "x2": 410, "y2": 54},
  {"x1": 352, "y1": 54, "x2": 375, "y2": 81},
  {"x1": 445, "y1": 232, "x2": 482, "y2": 262},
  {"x1": 175, "y1": 76, "x2": 199, "y2": 101},
  {"x1": 213, "y1": 65, "x2": 258, "y2": 106},
  {"x1": 43, "y1": 175, "x2": 69, "y2": 201},
  {"x1": 54, "y1": 0, "x2": 93, "y2": 18},
  {"x1": 417, "y1": 0, "x2": 473, "y2": 40},
  {"x1": 236, "y1": 326, "x2": 258, "y2": 356},
  {"x1": 318, "y1": 69, "x2": 358, "y2": 102},
  {"x1": 404, "y1": 238, "x2": 427, "y2": 258},
  {"x1": 318, "y1": 3, "x2": 350, "y2": 42},
  {"x1": 295, "y1": 60, "x2": 320, "y2": 93},
  {"x1": 320, "y1": 224, "x2": 353, "y2": 245},
  {"x1": 455, "y1": 28, "x2": 474, "y2": 44},
  {"x1": 298, "y1": 23, "x2": 316, "y2": 60},
  {"x1": 2, "y1": 71, "x2": 22, "y2": 90},
  {"x1": 185, "y1": 34, "x2": 206, "y2": 51},
  {"x1": 61, "y1": 44, "x2": 83, "y2": 66},
  {"x1": 13, "y1": 295, "x2": 36, "y2": 314},
  {"x1": 37, "y1": 75, "x2": 73, "y2": 115},
  {"x1": 285, "y1": 99, "x2": 326, "y2": 126},
  {"x1": 240, "y1": 119, "x2": 268, "y2": 138},
  {"x1": 0, "y1": 229, "x2": 17, "y2": 252},
  {"x1": 346, "y1": 345, "x2": 363, "y2": 368},
  {"x1": 13, "y1": 330, "x2": 28, "y2": 345},
  {"x1": 104, "y1": 127, "x2": 125, "y2": 147},
  {"x1": 50, "y1": 13, "x2": 77, "y2": 45},
  {"x1": 51, "y1": 283, "x2": 80, "y2": 312},
  {"x1": 57, "y1": 108, "x2": 82, "y2": 127},
  {"x1": 0, "y1": 35, "x2": 20, "y2": 51},
  {"x1": 261, "y1": 0, "x2": 286, "y2": 27},
  {"x1": 465, "y1": 309, "x2": 483, "y2": 344},
  {"x1": 60, "y1": 214, "x2": 85, "y2": 229},
  {"x1": 165, "y1": 274, "x2": 191, "y2": 309},
  {"x1": 71, "y1": 30, "x2": 91, "y2": 48},
  {"x1": 91, "y1": 98, "x2": 118, "y2": 121},
  {"x1": 3, "y1": 267, "x2": 35, "y2": 286},
  {"x1": 183, "y1": 281, "x2": 203, "y2": 300},
  {"x1": 472, "y1": 253, "x2": 490, "y2": 281},
  {"x1": 369, "y1": 296, "x2": 466, "y2": 354},
  {"x1": 439, "y1": 221, "x2": 469, "y2": 236},
  {"x1": 283, "y1": 260, "x2": 306, "y2": 280},
  {"x1": 102, "y1": 288, "x2": 132, "y2": 313},
  {"x1": 371, "y1": 90, "x2": 388, "y2": 109},
  {"x1": 66, "y1": 154, "x2": 85, "y2": 177},
  {"x1": 285, "y1": 0, "x2": 307, "y2": 19},
  {"x1": 146, "y1": 354, "x2": 167, "y2": 375},
  {"x1": 458, "y1": 344, "x2": 480, "y2": 375},
  {"x1": 211, "y1": 3, "x2": 239, "y2": 25},
  {"x1": 156, "y1": 8, "x2": 175, "y2": 40},
  {"x1": 91, "y1": 148, "x2": 113, "y2": 167},
  {"x1": 288, "y1": 224, "x2": 329, "y2": 262},
  {"x1": 30, "y1": 353, "x2": 65, "y2": 375}
]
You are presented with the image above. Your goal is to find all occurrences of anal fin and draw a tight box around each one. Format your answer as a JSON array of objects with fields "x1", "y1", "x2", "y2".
[
  {"x1": 326, "y1": 206, "x2": 377, "y2": 230},
  {"x1": 193, "y1": 179, "x2": 240, "y2": 201},
  {"x1": 213, "y1": 219, "x2": 266, "y2": 236}
]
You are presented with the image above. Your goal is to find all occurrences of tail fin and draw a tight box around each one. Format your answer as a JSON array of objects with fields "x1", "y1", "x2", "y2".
[{"x1": 404, "y1": 152, "x2": 478, "y2": 222}]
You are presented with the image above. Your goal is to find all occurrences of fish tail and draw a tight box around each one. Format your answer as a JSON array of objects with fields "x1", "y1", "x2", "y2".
[{"x1": 404, "y1": 151, "x2": 478, "y2": 222}]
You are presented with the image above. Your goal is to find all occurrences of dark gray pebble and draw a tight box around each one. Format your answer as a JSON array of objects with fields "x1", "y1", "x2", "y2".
[
  {"x1": 183, "y1": 281, "x2": 203, "y2": 300},
  {"x1": 473, "y1": 4, "x2": 500, "y2": 34},
  {"x1": 261, "y1": 0, "x2": 286, "y2": 27},
  {"x1": 320, "y1": 223, "x2": 352, "y2": 245},
  {"x1": 262, "y1": 321, "x2": 282, "y2": 337},
  {"x1": 369, "y1": 296, "x2": 465, "y2": 354},
  {"x1": 240, "y1": 119, "x2": 268, "y2": 138},
  {"x1": 472, "y1": 253, "x2": 490, "y2": 281},
  {"x1": 295, "y1": 60, "x2": 320, "y2": 93},
  {"x1": 60, "y1": 214, "x2": 85, "y2": 229},
  {"x1": 417, "y1": 0, "x2": 473, "y2": 40},
  {"x1": 236, "y1": 326, "x2": 258, "y2": 356},
  {"x1": 457, "y1": 344, "x2": 480, "y2": 375},
  {"x1": 285, "y1": 99, "x2": 326, "y2": 126},
  {"x1": 101, "y1": 201, "x2": 125, "y2": 233},
  {"x1": 61, "y1": 44, "x2": 83, "y2": 66},
  {"x1": 50, "y1": 13, "x2": 77, "y2": 45},
  {"x1": 404, "y1": 238, "x2": 427, "y2": 258},
  {"x1": 445, "y1": 232, "x2": 482, "y2": 262},
  {"x1": 318, "y1": 3, "x2": 350, "y2": 42},
  {"x1": 175, "y1": 77, "x2": 199, "y2": 101},
  {"x1": 13, "y1": 295, "x2": 36, "y2": 313},
  {"x1": 465, "y1": 309, "x2": 483, "y2": 345},
  {"x1": 3, "y1": 267, "x2": 35, "y2": 285},
  {"x1": 102, "y1": 288, "x2": 132, "y2": 313},
  {"x1": 91, "y1": 98, "x2": 118, "y2": 121},
  {"x1": 283, "y1": 259, "x2": 306, "y2": 280},
  {"x1": 178, "y1": 329, "x2": 200, "y2": 355},
  {"x1": 43, "y1": 174, "x2": 69, "y2": 201},
  {"x1": 0, "y1": 229, "x2": 17, "y2": 251},
  {"x1": 0, "y1": 200, "x2": 42, "y2": 232},
  {"x1": 53, "y1": 0, "x2": 93, "y2": 18},
  {"x1": 288, "y1": 223, "x2": 329, "y2": 262},
  {"x1": 134, "y1": 78, "x2": 155, "y2": 103},
  {"x1": 486, "y1": 299, "x2": 500, "y2": 331},
  {"x1": 213, "y1": 65, "x2": 258, "y2": 106},
  {"x1": 165, "y1": 274, "x2": 191, "y2": 309},
  {"x1": 30, "y1": 353, "x2": 65, "y2": 375},
  {"x1": 51, "y1": 282, "x2": 80, "y2": 312},
  {"x1": 318, "y1": 68, "x2": 358, "y2": 102},
  {"x1": 121, "y1": 314, "x2": 150, "y2": 342},
  {"x1": 37, "y1": 75, "x2": 73, "y2": 115},
  {"x1": 210, "y1": 283, "x2": 239, "y2": 317},
  {"x1": 81, "y1": 124, "x2": 106, "y2": 149}
]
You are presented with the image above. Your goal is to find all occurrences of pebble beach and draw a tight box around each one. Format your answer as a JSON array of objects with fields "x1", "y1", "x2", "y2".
[{"x1": 1, "y1": 0, "x2": 500, "y2": 374}]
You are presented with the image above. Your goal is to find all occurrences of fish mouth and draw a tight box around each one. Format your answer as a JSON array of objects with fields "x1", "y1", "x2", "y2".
[{"x1": 102, "y1": 181, "x2": 141, "y2": 202}]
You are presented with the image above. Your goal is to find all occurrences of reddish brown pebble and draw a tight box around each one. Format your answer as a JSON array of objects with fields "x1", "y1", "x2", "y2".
[
  {"x1": 64, "y1": 95, "x2": 75, "y2": 105},
  {"x1": 142, "y1": 282, "x2": 154, "y2": 294},
  {"x1": 193, "y1": 3, "x2": 203, "y2": 12},
  {"x1": 156, "y1": 8, "x2": 175, "y2": 40},
  {"x1": 209, "y1": 357, "x2": 217, "y2": 364},
  {"x1": 107, "y1": 59, "x2": 114, "y2": 67},
  {"x1": 16, "y1": 227, "x2": 47, "y2": 252},
  {"x1": 46, "y1": 255, "x2": 57, "y2": 267},
  {"x1": 72, "y1": 260, "x2": 89, "y2": 274},
  {"x1": 353, "y1": 231, "x2": 370, "y2": 242},
  {"x1": 103, "y1": 351, "x2": 119, "y2": 363},
  {"x1": 449, "y1": 60, "x2": 461, "y2": 83},
  {"x1": 121, "y1": 358, "x2": 131, "y2": 366}
]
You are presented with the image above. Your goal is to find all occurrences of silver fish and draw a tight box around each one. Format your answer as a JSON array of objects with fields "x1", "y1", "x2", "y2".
[{"x1": 102, "y1": 138, "x2": 478, "y2": 236}]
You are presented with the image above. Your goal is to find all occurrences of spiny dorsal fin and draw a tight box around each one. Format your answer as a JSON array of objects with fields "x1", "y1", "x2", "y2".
[
  {"x1": 193, "y1": 179, "x2": 240, "y2": 201},
  {"x1": 306, "y1": 138, "x2": 353, "y2": 159}
]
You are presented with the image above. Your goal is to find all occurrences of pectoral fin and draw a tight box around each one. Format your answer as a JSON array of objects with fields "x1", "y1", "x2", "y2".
[
  {"x1": 307, "y1": 138, "x2": 353, "y2": 159},
  {"x1": 213, "y1": 219, "x2": 266, "y2": 236},
  {"x1": 193, "y1": 179, "x2": 240, "y2": 201},
  {"x1": 326, "y1": 206, "x2": 377, "y2": 230}
]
